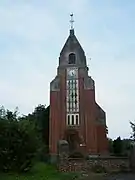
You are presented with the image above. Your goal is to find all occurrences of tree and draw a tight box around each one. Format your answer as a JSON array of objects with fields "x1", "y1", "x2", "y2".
[
  {"x1": 19, "y1": 104, "x2": 50, "y2": 161},
  {"x1": 108, "y1": 138, "x2": 113, "y2": 154},
  {"x1": 32, "y1": 105, "x2": 50, "y2": 160},
  {"x1": 0, "y1": 104, "x2": 50, "y2": 172},
  {"x1": 130, "y1": 121, "x2": 135, "y2": 140},
  {"x1": 33, "y1": 104, "x2": 49, "y2": 146},
  {"x1": 113, "y1": 136, "x2": 123, "y2": 156},
  {"x1": 19, "y1": 104, "x2": 50, "y2": 147},
  {"x1": 0, "y1": 107, "x2": 40, "y2": 173}
]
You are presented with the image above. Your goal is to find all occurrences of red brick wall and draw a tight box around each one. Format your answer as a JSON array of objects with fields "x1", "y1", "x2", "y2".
[
  {"x1": 83, "y1": 89, "x2": 98, "y2": 154},
  {"x1": 50, "y1": 68, "x2": 108, "y2": 155},
  {"x1": 96, "y1": 125, "x2": 108, "y2": 153},
  {"x1": 78, "y1": 77, "x2": 87, "y2": 152},
  {"x1": 49, "y1": 69, "x2": 67, "y2": 155},
  {"x1": 59, "y1": 71, "x2": 66, "y2": 139},
  {"x1": 49, "y1": 91, "x2": 60, "y2": 154},
  {"x1": 78, "y1": 72, "x2": 108, "y2": 154},
  {"x1": 78, "y1": 72, "x2": 98, "y2": 154}
]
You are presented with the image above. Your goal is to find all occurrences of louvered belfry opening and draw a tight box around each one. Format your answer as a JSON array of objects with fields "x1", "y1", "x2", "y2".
[{"x1": 68, "y1": 53, "x2": 76, "y2": 64}]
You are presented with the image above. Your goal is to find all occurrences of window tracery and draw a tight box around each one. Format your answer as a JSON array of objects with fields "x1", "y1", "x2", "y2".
[{"x1": 66, "y1": 68, "x2": 79, "y2": 125}]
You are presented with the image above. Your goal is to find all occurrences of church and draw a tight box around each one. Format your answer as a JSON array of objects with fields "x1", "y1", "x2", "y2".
[{"x1": 49, "y1": 15, "x2": 108, "y2": 161}]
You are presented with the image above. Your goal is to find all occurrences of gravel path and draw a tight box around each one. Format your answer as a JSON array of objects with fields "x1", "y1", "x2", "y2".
[{"x1": 104, "y1": 173, "x2": 135, "y2": 180}]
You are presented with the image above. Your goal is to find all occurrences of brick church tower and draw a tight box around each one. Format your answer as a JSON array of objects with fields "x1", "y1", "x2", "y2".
[{"x1": 49, "y1": 16, "x2": 108, "y2": 161}]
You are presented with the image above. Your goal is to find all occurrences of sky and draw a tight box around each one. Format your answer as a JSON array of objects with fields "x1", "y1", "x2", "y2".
[{"x1": 0, "y1": 0, "x2": 135, "y2": 139}]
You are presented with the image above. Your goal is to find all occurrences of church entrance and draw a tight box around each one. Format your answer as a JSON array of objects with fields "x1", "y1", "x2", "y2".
[{"x1": 64, "y1": 129, "x2": 82, "y2": 154}]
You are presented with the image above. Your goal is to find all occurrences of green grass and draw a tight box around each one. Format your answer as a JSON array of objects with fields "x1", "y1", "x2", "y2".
[{"x1": 0, "y1": 162, "x2": 78, "y2": 180}]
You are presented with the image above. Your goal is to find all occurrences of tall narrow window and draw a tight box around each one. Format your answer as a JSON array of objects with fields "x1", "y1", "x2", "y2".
[
  {"x1": 68, "y1": 53, "x2": 76, "y2": 64},
  {"x1": 68, "y1": 115, "x2": 70, "y2": 125},
  {"x1": 66, "y1": 68, "x2": 79, "y2": 126},
  {"x1": 76, "y1": 115, "x2": 79, "y2": 125},
  {"x1": 71, "y1": 115, "x2": 74, "y2": 125}
]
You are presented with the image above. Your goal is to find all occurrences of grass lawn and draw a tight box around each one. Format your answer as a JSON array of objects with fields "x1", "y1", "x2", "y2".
[{"x1": 0, "y1": 162, "x2": 78, "y2": 180}]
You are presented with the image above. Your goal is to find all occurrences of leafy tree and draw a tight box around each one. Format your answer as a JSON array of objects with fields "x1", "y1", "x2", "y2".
[
  {"x1": 0, "y1": 106, "x2": 19, "y2": 121},
  {"x1": 19, "y1": 104, "x2": 50, "y2": 146},
  {"x1": 113, "y1": 136, "x2": 123, "y2": 156},
  {"x1": 130, "y1": 121, "x2": 135, "y2": 140},
  {"x1": 32, "y1": 105, "x2": 50, "y2": 161},
  {"x1": 19, "y1": 105, "x2": 50, "y2": 161},
  {"x1": 33, "y1": 105, "x2": 49, "y2": 146},
  {"x1": 108, "y1": 138, "x2": 113, "y2": 154},
  {"x1": 108, "y1": 137, "x2": 132, "y2": 156},
  {"x1": 0, "y1": 107, "x2": 40, "y2": 173},
  {"x1": 122, "y1": 139, "x2": 132, "y2": 156},
  {"x1": 0, "y1": 106, "x2": 6, "y2": 119}
]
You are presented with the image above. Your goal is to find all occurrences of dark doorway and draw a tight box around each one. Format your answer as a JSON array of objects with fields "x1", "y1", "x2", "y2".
[{"x1": 65, "y1": 129, "x2": 80, "y2": 153}]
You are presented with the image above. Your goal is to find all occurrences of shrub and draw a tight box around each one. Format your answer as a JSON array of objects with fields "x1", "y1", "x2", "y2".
[
  {"x1": 0, "y1": 118, "x2": 40, "y2": 173},
  {"x1": 91, "y1": 164, "x2": 107, "y2": 173}
]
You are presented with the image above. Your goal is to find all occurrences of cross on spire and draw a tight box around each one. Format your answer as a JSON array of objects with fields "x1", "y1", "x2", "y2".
[{"x1": 70, "y1": 13, "x2": 74, "y2": 29}]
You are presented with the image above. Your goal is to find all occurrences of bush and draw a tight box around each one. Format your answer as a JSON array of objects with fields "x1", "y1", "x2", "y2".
[
  {"x1": 91, "y1": 164, "x2": 107, "y2": 173},
  {"x1": 0, "y1": 118, "x2": 40, "y2": 173}
]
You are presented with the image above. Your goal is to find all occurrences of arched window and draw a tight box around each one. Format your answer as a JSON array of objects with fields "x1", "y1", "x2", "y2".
[{"x1": 68, "y1": 53, "x2": 76, "y2": 64}]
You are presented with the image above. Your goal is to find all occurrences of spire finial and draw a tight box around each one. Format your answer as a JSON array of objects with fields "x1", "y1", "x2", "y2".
[{"x1": 70, "y1": 13, "x2": 74, "y2": 30}]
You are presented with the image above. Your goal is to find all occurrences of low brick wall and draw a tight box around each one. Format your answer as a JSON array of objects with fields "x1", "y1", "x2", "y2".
[{"x1": 58, "y1": 156, "x2": 129, "y2": 172}]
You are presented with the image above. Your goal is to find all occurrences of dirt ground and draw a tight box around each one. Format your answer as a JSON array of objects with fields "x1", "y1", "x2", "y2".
[
  {"x1": 80, "y1": 172, "x2": 135, "y2": 180},
  {"x1": 104, "y1": 173, "x2": 135, "y2": 180}
]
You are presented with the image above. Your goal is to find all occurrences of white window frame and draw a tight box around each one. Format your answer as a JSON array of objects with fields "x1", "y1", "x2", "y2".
[{"x1": 67, "y1": 113, "x2": 79, "y2": 126}]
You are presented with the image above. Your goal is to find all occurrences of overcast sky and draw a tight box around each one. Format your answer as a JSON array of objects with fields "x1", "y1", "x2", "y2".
[{"x1": 0, "y1": 0, "x2": 135, "y2": 139}]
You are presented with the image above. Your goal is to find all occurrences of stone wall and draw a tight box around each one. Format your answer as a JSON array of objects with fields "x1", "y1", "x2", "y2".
[
  {"x1": 88, "y1": 156, "x2": 129, "y2": 172},
  {"x1": 58, "y1": 156, "x2": 129, "y2": 172}
]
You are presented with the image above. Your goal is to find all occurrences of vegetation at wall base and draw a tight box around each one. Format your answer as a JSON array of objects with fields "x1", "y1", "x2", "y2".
[
  {"x1": 91, "y1": 164, "x2": 107, "y2": 173},
  {"x1": 0, "y1": 162, "x2": 79, "y2": 180}
]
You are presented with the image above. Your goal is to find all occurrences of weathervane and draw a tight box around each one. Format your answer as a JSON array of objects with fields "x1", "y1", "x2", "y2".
[{"x1": 70, "y1": 13, "x2": 74, "y2": 29}]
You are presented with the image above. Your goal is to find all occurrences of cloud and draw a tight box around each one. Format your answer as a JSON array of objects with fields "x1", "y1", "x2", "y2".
[{"x1": 0, "y1": 4, "x2": 60, "y2": 42}]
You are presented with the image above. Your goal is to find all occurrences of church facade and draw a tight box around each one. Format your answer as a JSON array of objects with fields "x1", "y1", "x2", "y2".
[{"x1": 49, "y1": 27, "x2": 108, "y2": 159}]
